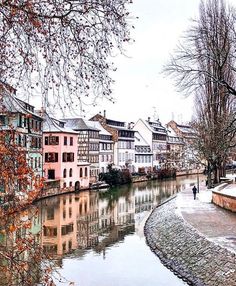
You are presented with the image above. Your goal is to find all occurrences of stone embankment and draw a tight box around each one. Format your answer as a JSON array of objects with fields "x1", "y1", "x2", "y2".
[{"x1": 144, "y1": 198, "x2": 236, "y2": 286}]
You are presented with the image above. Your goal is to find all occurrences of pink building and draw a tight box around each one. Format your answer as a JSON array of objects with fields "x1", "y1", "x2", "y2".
[{"x1": 43, "y1": 115, "x2": 90, "y2": 191}]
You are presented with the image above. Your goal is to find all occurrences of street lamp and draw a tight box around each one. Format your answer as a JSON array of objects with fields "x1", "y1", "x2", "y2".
[{"x1": 197, "y1": 164, "x2": 200, "y2": 193}]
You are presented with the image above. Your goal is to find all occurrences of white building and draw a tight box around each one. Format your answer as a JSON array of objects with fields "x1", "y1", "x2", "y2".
[
  {"x1": 134, "y1": 131, "x2": 153, "y2": 173},
  {"x1": 134, "y1": 117, "x2": 167, "y2": 170},
  {"x1": 90, "y1": 113, "x2": 135, "y2": 172}
]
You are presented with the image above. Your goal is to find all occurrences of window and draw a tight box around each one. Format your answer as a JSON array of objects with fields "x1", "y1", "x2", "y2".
[
  {"x1": 85, "y1": 167, "x2": 88, "y2": 177},
  {"x1": 18, "y1": 134, "x2": 22, "y2": 146},
  {"x1": 62, "y1": 152, "x2": 74, "y2": 162},
  {"x1": 0, "y1": 115, "x2": 6, "y2": 125},
  {"x1": 18, "y1": 114, "x2": 22, "y2": 127},
  {"x1": 48, "y1": 169, "x2": 55, "y2": 180},
  {"x1": 61, "y1": 224, "x2": 73, "y2": 236},
  {"x1": 45, "y1": 136, "x2": 59, "y2": 145},
  {"x1": 70, "y1": 137, "x2": 73, "y2": 146},
  {"x1": 47, "y1": 209, "x2": 54, "y2": 220},
  {"x1": 80, "y1": 168, "x2": 83, "y2": 178},
  {"x1": 43, "y1": 227, "x2": 57, "y2": 237},
  {"x1": 63, "y1": 169, "x2": 67, "y2": 178},
  {"x1": 45, "y1": 136, "x2": 48, "y2": 145},
  {"x1": 63, "y1": 182, "x2": 66, "y2": 188},
  {"x1": 64, "y1": 136, "x2": 67, "y2": 145},
  {"x1": 69, "y1": 182, "x2": 72, "y2": 187},
  {"x1": 23, "y1": 135, "x2": 27, "y2": 147},
  {"x1": 38, "y1": 138, "x2": 42, "y2": 149},
  {"x1": 69, "y1": 168, "x2": 72, "y2": 177},
  {"x1": 45, "y1": 153, "x2": 58, "y2": 163}
]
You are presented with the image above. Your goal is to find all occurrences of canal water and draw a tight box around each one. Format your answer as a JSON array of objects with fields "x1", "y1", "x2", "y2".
[{"x1": 35, "y1": 175, "x2": 200, "y2": 286}]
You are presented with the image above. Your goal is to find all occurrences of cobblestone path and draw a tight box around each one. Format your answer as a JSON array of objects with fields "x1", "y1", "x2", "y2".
[{"x1": 144, "y1": 199, "x2": 236, "y2": 286}]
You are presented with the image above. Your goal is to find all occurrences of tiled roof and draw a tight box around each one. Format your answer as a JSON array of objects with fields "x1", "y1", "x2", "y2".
[
  {"x1": 62, "y1": 118, "x2": 99, "y2": 131},
  {"x1": 1, "y1": 89, "x2": 42, "y2": 119},
  {"x1": 43, "y1": 114, "x2": 78, "y2": 134},
  {"x1": 85, "y1": 120, "x2": 112, "y2": 135}
]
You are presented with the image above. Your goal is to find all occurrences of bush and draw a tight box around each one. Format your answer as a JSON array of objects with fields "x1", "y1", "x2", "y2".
[{"x1": 99, "y1": 168, "x2": 132, "y2": 186}]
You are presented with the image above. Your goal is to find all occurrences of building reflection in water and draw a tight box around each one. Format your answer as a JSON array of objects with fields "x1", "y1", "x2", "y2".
[
  {"x1": 38, "y1": 178, "x2": 186, "y2": 261},
  {"x1": 0, "y1": 176, "x2": 201, "y2": 285}
]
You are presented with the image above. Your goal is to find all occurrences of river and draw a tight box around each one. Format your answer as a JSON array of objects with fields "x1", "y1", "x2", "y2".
[{"x1": 33, "y1": 175, "x2": 201, "y2": 286}]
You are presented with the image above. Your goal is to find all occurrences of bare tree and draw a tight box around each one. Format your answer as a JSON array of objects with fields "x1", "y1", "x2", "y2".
[
  {"x1": 0, "y1": 0, "x2": 134, "y2": 113},
  {"x1": 165, "y1": 0, "x2": 236, "y2": 98},
  {"x1": 165, "y1": 0, "x2": 236, "y2": 186}
]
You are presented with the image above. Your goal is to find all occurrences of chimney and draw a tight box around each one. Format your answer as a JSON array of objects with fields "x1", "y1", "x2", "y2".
[
  {"x1": 128, "y1": 122, "x2": 134, "y2": 129},
  {"x1": 104, "y1": 110, "x2": 106, "y2": 118},
  {"x1": 148, "y1": 117, "x2": 150, "y2": 122}
]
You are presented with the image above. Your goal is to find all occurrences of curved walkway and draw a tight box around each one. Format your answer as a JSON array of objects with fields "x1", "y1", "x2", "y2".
[{"x1": 144, "y1": 181, "x2": 236, "y2": 286}]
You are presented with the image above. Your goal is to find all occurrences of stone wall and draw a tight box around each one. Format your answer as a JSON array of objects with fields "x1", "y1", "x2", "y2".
[
  {"x1": 212, "y1": 191, "x2": 236, "y2": 212},
  {"x1": 144, "y1": 198, "x2": 236, "y2": 286}
]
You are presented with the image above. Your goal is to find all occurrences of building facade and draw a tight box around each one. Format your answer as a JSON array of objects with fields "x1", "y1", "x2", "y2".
[
  {"x1": 63, "y1": 118, "x2": 99, "y2": 183},
  {"x1": 134, "y1": 131, "x2": 153, "y2": 173},
  {"x1": 86, "y1": 120, "x2": 113, "y2": 173},
  {"x1": 43, "y1": 115, "x2": 90, "y2": 191},
  {"x1": 90, "y1": 113, "x2": 135, "y2": 172},
  {"x1": 0, "y1": 85, "x2": 43, "y2": 195},
  {"x1": 134, "y1": 117, "x2": 167, "y2": 170}
]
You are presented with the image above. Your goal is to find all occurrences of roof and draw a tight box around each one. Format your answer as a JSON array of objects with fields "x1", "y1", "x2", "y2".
[
  {"x1": 147, "y1": 120, "x2": 167, "y2": 135},
  {"x1": 43, "y1": 114, "x2": 78, "y2": 134},
  {"x1": 177, "y1": 124, "x2": 194, "y2": 134},
  {"x1": 135, "y1": 118, "x2": 167, "y2": 135},
  {"x1": 0, "y1": 88, "x2": 43, "y2": 120},
  {"x1": 167, "y1": 127, "x2": 178, "y2": 137},
  {"x1": 62, "y1": 118, "x2": 99, "y2": 131},
  {"x1": 85, "y1": 120, "x2": 112, "y2": 136},
  {"x1": 106, "y1": 118, "x2": 125, "y2": 127},
  {"x1": 135, "y1": 131, "x2": 150, "y2": 146}
]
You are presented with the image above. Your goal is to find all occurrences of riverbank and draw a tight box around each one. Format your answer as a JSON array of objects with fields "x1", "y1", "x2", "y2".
[{"x1": 144, "y1": 182, "x2": 236, "y2": 286}]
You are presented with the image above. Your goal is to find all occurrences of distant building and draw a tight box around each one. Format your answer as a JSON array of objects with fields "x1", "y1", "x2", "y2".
[
  {"x1": 134, "y1": 117, "x2": 167, "y2": 170},
  {"x1": 43, "y1": 115, "x2": 90, "y2": 191},
  {"x1": 90, "y1": 112, "x2": 135, "y2": 172},
  {"x1": 134, "y1": 131, "x2": 153, "y2": 173},
  {"x1": 62, "y1": 118, "x2": 99, "y2": 183},
  {"x1": 166, "y1": 120, "x2": 196, "y2": 171},
  {"x1": 166, "y1": 126, "x2": 185, "y2": 170},
  {"x1": 86, "y1": 120, "x2": 114, "y2": 173},
  {"x1": 166, "y1": 120, "x2": 195, "y2": 143}
]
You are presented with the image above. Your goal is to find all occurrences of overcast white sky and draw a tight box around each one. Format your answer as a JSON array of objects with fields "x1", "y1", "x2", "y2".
[{"x1": 86, "y1": 0, "x2": 201, "y2": 125}]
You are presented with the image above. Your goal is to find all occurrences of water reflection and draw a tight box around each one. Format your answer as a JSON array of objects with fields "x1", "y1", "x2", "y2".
[
  {"x1": 0, "y1": 205, "x2": 49, "y2": 286},
  {"x1": 0, "y1": 175, "x2": 200, "y2": 285},
  {"x1": 39, "y1": 177, "x2": 187, "y2": 260}
]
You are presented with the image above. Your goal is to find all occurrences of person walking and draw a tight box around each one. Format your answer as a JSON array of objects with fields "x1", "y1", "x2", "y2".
[{"x1": 192, "y1": 185, "x2": 197, "y2": 200}]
